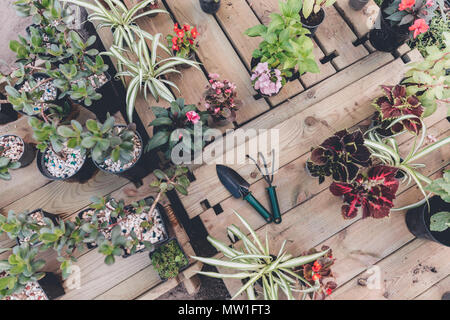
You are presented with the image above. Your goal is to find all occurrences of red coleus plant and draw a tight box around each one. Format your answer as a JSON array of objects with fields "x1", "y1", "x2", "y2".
[
  {"x1": 306, "y1": 129, "x2": 371, "y2": 184},
  {"x1": 330, "y1": 165, "x2": 400, "y2": 219},
  {"x1": 373, "y1": 85, "x2": 424, "y2": 135},
  {"x1": 167, "y1": 23, "x2": 199, "y2": 58},
  {"x1": 294, "y1": 246, "x2": 337, "y2": 300}
]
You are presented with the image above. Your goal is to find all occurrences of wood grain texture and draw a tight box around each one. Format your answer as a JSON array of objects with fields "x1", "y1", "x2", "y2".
[
  {"x1": 414, "y1": 276, "x2": 450, "y2": 300},
  {"x1": 335, "y1": 0, "x2": 380, "y2": 37},
  {"x1": 164, "y1": 0, "x2": 270, "y2": 124}
]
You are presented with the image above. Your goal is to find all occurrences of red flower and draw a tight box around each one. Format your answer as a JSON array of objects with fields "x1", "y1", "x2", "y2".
[
  {"x1": 191, "y1": 27, "x2": 199, "y2": 39},
  {"x1": 329, "y1": 165, "x2": 399, "y2": 219},
  {"x1": 312, "y1": 273, "x2": 321, "y2": 281},
  {"x1": 186, "y1": 111, "x2": 200, "y2": 124},
  {"x1": 172, "y1": 44, "x2": 179, "y2": 51},
  {"x1": 183, "y1": 24, "x2": 191, "y2": 31},
  {"x1": 174, "y1": 23, "x2": 180, "y2": 32},
  {"x1": 398, "y1": 0, "x2": 415, "y2": 10},
  {"x1": 409, "y1": 19, "x2": 429, "y2": 38},
  {"x1": 312, "y1": 261, "x2": 322, "y2": 272},
  {"x1": 188, "y1": 39, "x2": 194, "y2": 45},
  {"x1": 176, "y1": 29, "x2": 185, "y2": 38},
  {"x1": 172, "y1": 37, "x2": 178, "y2": 45},
  {"x1": 326, "y1": 288, "x2": 333, "y2": 295}
]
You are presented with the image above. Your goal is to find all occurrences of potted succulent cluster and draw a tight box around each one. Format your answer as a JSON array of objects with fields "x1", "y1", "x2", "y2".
[
  {"x1": 192, "y1": 211, "x2": 336, "y2": 300},
  {"x1": 145, "y1": 99, "x2": 210, "y2": 162},
  {"x1": 406, "y1": 170, "x2": 450, "y2": 247},
  {"x1": 199, "y1": 0, "x2": 221, "y2": 14},
  {"x1": 300, "y1": 0, "x2": 337, "y2": 35},
  {"x1": 0, "y1": 134, "x2": 36, "y2": 180},
  {"x1": 203, "y1": 73, "x2": 242, "y2": 125},
  {"x1": 245, "y1": 0, "x2": 319, "y2": 97},
  {"x1": 167, "y1": 23, "x2": 200, "y2": 67},
  {"x1": 369, "y1": 0, "x2": 447, "y2": 52},
  {"x1": 150, "y1": 238, "x2": 189, "y2": 280}
]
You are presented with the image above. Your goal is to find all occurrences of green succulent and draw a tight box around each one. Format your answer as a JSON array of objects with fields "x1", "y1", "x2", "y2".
[
  {"x1": 151, "y1": 239, "x2": 188, "y2": 279},
  {"x1": 0, "y1": 157, "x2": 21, "y2": 181}
]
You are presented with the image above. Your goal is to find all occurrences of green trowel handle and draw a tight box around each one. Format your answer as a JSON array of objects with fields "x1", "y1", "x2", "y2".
[
  {"x1": 243, "y1": 192, "x2": 273, "y2": 223},
  {"x1": 267, "y1": 186, "x2": 281, "y2": 224}
]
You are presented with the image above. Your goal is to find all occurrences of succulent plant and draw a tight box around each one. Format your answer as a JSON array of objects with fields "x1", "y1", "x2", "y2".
[
  {"x1": 307, "y1": 129, "x2": 372, "y2": 184},
  {"x1": 373, "y1": 85, "x2": 424, "y2": 134},
  {"x1": 425, "y1": 170, "x2": 450, "y2": 232},
  {"x1": 329, "y1": 165, "x2": 400, "y2": 219},
  {"x1": 0, "y1": 157, "x2": 21, "y2": 181}
]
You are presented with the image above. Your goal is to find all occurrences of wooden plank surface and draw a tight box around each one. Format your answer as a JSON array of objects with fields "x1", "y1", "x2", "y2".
[
  {"x1": 246, "y1": 0, "x2": 336, "y2": 90},
  {"x1": 414, "y1": 276, "x2": 450, "y2": 300},
  {"x1": 314, "y1": 6, "x2": 369, "y2": 69},
  {"x1": 180, "y1": 54, "x2": 418, "y2": 219},
  {"x1": 335, "y1": 0, "x2": 380, "y2": 37},
  {"x1": 164, "y1": 0, "x2": 270, "y2": 125}
]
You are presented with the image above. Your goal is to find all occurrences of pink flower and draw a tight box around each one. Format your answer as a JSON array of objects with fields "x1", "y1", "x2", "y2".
[
  {"x1": 409, "y1": 19, "x2": 429, "y2": 38},
  {"x1": 252, "y1": 63, "x2": 282, "y2": 96},
  {"x1": 214, "y1": 107, "x2": 220, "y2": 114},
  {"x1": 225, "y1": 89, "x2": 232, "y2": 94},
  {"x1": 186, "y1": 111, "x2": 200, "y2": 124},
  {"x1": 209, "y1": 73, "x2": 220, "y2": 80},
  {"x1": 398, "y1": 0, "x2": 415, "y2": 10},
  {"x1": 425, "y1": 0, "x2": 433, "y2": 6}
]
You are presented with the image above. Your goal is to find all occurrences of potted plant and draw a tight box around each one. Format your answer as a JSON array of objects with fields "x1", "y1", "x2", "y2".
[
  {"x1": 300, "y1": 0, "x2": 337, "y2": 35},
  {"x1": 0, "y1": 93, "x2": 18, "y2": 125},
  {"x1": 12, "y1": 210, "x2": 60, "y2": 247},
  {"x1": 145, "y1": 99, "x2": 210, "y2": 162},
  {"x1": 1, "y1": 271, "x2": 64, "y2": 300},
  {"x1": 405, "y1": 170, "x2": 450, "y2": 247},
  {"x1": 371, "y1": 84, "x2": 425, "y2": 136},
  {"x1": 29, "y1": 117, "x2": 96, "y2": 183},
  {"x1": 306, "y1": 129, "x2": 372, "y2": 184},
  {"x1": 106, "y1": 35, "x2": 201, "y2": 122},
  {"x1": 82, "y1": 115, "x2": 146, "y2": 184},
  {"x1": 369, "y1": 0, "x2": 446, "y2": 52},
  {"x1": 0, "y1": 157, "x2": 21, "y2": 181},
  {"x1": 203, "y1": 73, "x2": 242, "y2": 126},
  {"x1": 192, "y1": 210, "x2": 334, "y2": 300},
  {"x1": 199, "y1": 0, "x2": 221, "y2": 14},
  {"x1": 167, "y1": 23, "x2": 199, "y2": 68},
  {"x1": 251, "y1": 62, "x2": 285, "y2": 99},
  {"x1": 150, "y1": 238, "x2": 189, "y2": 281},
  {"x1": 0, "y1": 134, "x2": 36, "y2": 169},
  {"x1": 245, "y1": 0, "x2": 319, "y2": 84},
  {"x1": 349, "y1": 0, "x2": 370, "y2": 11}
]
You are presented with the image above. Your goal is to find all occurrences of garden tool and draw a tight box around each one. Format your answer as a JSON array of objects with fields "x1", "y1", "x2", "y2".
[
  {"x1": 216, "y1": 165, "x2": 273, "y2": 223},
  {"x1": 247, "y1": 151, "x2": 282, "y2": 224}
]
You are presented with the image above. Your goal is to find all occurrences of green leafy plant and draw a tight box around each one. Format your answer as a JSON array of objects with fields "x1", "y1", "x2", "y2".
[
  {"x1": 0, "y1": 157, "x2": 21, "y2": 181},
  {"x1": 28, "y1": 117, "x2": 66, "y2": 153},
  {"x1": 364, "y1": 115, "x2": 450, "y2": 209},
  {"x1": 301, "y1": 0, "x2": 336, "y2": 19},
  {"x1": 408, "y1": 15, "x2": 450, "y2": 57},
  {"x1": 402, "y1": 32, "x2": 450, "y2": 117},
  {"x1": 192, "y1": 210, "x2": 330, "y2": 300},
  {"x1": 106, "y1": 35, "x2": 201, "y2": 122},
  {"x1": 425, "y1": 170, "x2": 450, "y2": 232},
  {"x1": 150, "y1": 165, "x2": 191, "y2": 198},
  {"x1": 81, "y1": 114, "x2": 136, "y2": 163},
  {"x1": 145, "y1": 99, "x2": 209, "y2": 160},
  {"x1": 150, "y1": 239, "x2": 188, "y2": 279},
  {"x1": 245, "y1": 0, "x2": 318, "y2": 80}
]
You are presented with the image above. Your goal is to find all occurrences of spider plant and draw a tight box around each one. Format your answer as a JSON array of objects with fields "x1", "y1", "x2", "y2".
[
  {"x1": 191, "y1": 210, "x2": 329, "y2": 300},
  {"x1": 364, "y1": 114, "x2": 450, "y2": 210},
  {"x1": 105, "y1": 34, "x2": 201, "y2": 122},
  {"x1": 61, "y1": 0, "x2": 169, "y2": 51}
]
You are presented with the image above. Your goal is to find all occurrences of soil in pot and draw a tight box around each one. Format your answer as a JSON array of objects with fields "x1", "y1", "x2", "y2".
[
  {"x1": 0, "y1": 94, "x2": 18, "y2": 125},
  {"x1": 37, "y1": 146, "x2": 96, "y2": 183},
  {"x1": 406, "y1": 196, "x2": 450, "y2": 247},
  {"x1": 121, "y1": 200, "x2": 169, "y2": 257},
  {"x1": 349, "y1": 0, "x2": 369, "y2": 10},
  {"x1": 149, "y1": 238, "x2": 189, "y2": 281},
  {"x1": 0, "y1": 135, "x2": 36, "y2": 168},
  {"x1": 16, "y1": 209, "x2": 59, "y2": 246},
  {"x1": 300, "y1": 8, "x2": 325, "y2": 36},
  {"x1": 199, "y1": 0, "x2": 221, "y2": 14}
]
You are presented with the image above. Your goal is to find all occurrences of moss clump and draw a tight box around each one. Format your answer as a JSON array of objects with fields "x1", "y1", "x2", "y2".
[{"x1": 151, "y1": 239, "x2": 189, "y2": 280}]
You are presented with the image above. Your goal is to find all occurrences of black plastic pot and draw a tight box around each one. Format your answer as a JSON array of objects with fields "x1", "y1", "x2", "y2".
[
  {"x1": 72, "y1": 72, "x2": 115, "y2": 122},
  {"x1": 122, "y1": 196, "x2": 170, "y2": 258},
  {"x1": 16, "y1": 209, "x2": 59, "y2": 246},
  {"x1": 14, "y1": 72, "x2": 70, "y2": 119},
  {"x1": 0, "y1": 134, "x2": 36, "y2": 168},
  {"x1": 300, "y1": 8, "x2": 325, "y2": 36},
  {"x1": 199, "y1": 0, "x2": 221, "y2": 14},
  {"x1": 405, "y1": 196, "x2": 450, "y2": 247},
  {"x1": 37, "y1": 148, "x2": 97, "y2": 183},
  {"x1": 0, "y1": 93, "x2": 18, "y2": 125},
  {"x1": 368, "y1": 0, "x2": 410, "y2": 52},
  {"x1": 93, "y1": 126, "x2": 146, "y2": 186},
  {"x1": 349, "y1": 0, "x2": 369, "y2": 10},
  {"x1": 149, "y1": 238, "x2": 189, "y2": 282},
  {"x1": 37, "y1": 272, "x2": 65, "y2": 300}
]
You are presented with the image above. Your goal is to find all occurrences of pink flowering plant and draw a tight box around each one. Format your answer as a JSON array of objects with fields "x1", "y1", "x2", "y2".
[
  {"x1": 203, "y1": 74, "x2": 242, "y2": 123},
  {"x1": 145, "y1": 98, "x2": 210, "y2": 160},
  {"x1": 251, "y1": 62, "x2": 284, "y2": 97},
  {"x1": 383, "y1": 0, "x2": 446, "y2": 39}
]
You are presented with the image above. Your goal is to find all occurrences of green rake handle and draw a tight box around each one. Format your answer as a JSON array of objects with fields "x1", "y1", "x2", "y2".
[
  {"x1": 244, "y1": 192, "x2": 273, "y2": 223},
  {"x1": 267, "y1": 186, "x2": 282, "y2": 224}
]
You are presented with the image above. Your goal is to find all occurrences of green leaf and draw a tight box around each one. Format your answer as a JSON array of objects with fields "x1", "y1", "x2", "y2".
[
  {"x1": 430, "y1": 211, "x2": 450, "y2": 232},
  {"x1": 146, "y1": 131, "x2": 170, "y2": 151},
  {"x1": 245, "y1": 24, "x2": 267, "y2": 37}
]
